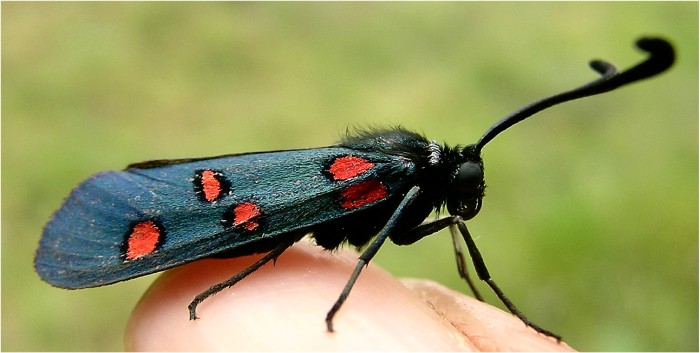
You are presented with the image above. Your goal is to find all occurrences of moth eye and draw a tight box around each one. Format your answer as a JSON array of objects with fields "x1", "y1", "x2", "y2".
[
  {"x1": 447, "y1": 162, "x2": 485, "y2": 220},
  {"x1": 455, "y1": 162, "x2": 483, "y2": 193}
]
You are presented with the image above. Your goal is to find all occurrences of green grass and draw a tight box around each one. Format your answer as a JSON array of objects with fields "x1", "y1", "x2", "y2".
[{"x1": 3, "y1": 2, "x2": 697, "y2": 351}]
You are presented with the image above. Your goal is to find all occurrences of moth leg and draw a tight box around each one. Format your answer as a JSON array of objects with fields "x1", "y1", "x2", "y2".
[
  {"x1": 399, "y1": 216, "x2": 561, "y2": 340},
  {"x1": 325, "y1": 185, "x2": 421, "y2": 332},
  {"x1": 449, "y1": 223, "x2": 484, "y2": 300},
  {"x1": 453, "y1": 219, "x2": 561, "y2": 341},
  {"x1": 188, "y1": 236, "x2": 296, "y2": 320},
  {"x1": 392, "y1": 216, "x2": 483, "y2": 300}
]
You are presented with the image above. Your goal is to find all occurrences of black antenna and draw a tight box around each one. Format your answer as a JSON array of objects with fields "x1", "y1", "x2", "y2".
[{"x1": 476, "y1": 37, "x2": 675, "y2": 151}]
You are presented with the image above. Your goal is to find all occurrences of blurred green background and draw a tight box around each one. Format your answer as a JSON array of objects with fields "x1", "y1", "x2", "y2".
[{"x1": 3, "y1": 2, "x2": 697, "y2": 351}]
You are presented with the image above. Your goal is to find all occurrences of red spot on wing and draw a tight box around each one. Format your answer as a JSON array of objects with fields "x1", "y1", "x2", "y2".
[
  {"x1": 233, "y1": 202, "x2": 262, "y2": 231},
  {"x1": 194, "y1": 170, "x2": 230, "y2": 202},
  {"x1": 328, "y1": 156, "x2": 374, "y2": 180},
  {"x1": 201, "y1": 170, "x2": 222, "y2": 201},
  {"x1": 125, "y1": 221, "x2": 162, "y2": 260},
  {"x1": 340, "y1": 180, "x2": 388, "y2": 209}
]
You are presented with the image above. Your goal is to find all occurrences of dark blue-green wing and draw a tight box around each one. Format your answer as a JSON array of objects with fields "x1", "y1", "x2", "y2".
[{"x1": 35, "y1": 147, "x2": 417, "y2": 288}]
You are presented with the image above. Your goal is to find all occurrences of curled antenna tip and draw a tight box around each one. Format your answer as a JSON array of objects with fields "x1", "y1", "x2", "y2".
[
  {"x1": 589, "y1": 60, "x2": 616, "y2": 76},
  {"x1": 475, "y1": 37, "x2": 675, "y2": 151}
]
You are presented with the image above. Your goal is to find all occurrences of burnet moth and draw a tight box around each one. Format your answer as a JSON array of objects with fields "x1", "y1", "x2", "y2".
[{"x1": 35, "y1": 37, "x2": 674, "y2": 340}]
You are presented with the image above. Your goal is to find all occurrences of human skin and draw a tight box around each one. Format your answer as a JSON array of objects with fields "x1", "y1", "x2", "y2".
[{"x1": 125, "y1": 239, "x2": 574, "y2": 351}]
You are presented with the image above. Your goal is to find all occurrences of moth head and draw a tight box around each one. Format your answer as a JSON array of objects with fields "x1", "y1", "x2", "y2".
[
  {"x1": 449, "y1": 38, "x2": 674, "y2": 220},
  {"x1": 447, "y1": 147, "x2": 485, "y2": 220}
]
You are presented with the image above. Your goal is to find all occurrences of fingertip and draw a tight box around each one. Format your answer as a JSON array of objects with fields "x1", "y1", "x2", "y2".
[
  {"x1": 126, "y1": 240, "x2": 473, "y2": 351},
  {"x1": 402, "y1": 279, "x2": 576, "y2": 352}
]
